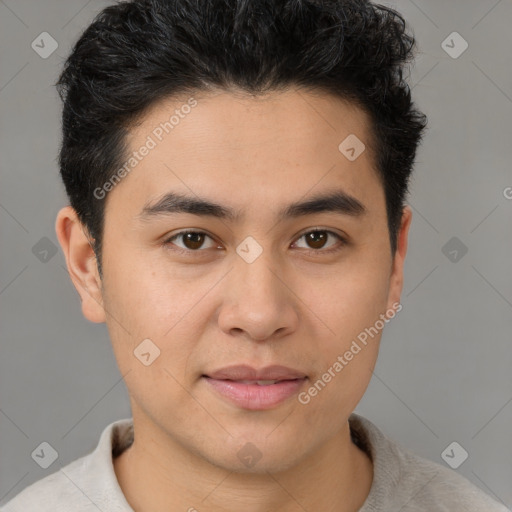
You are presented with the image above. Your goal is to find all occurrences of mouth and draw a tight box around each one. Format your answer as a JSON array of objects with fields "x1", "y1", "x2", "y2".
[
  {"x1": 225, "y1": 379, "x2": 292, "y2": 386},
  {"x1": 202, "y1": 365, "x2": 308, "y2": 410}
]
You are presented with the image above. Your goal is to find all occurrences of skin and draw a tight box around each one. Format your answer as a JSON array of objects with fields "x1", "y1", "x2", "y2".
[{"x1": 55, "y1": 87, "x2": 412, "y2": 512}]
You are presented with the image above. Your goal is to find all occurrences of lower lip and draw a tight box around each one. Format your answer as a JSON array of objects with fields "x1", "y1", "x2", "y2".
[{"x1": 203, "y1": 377, "x2": 307, "y2": 410}]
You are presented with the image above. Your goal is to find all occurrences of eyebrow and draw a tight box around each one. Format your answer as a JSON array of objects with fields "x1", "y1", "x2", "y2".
[{"x1": 137, "y1": 189, "x2": 367, "y2": 223}]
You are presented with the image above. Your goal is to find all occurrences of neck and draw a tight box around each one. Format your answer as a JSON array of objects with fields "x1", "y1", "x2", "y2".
[{"x1": 114, "y1": 413, "x2": 373, "y2": 512}]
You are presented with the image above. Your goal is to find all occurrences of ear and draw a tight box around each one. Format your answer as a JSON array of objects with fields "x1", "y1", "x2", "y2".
[
  {"x1": 55, "y1": 206, "x2": 106, "y2": 323},
  {"x1": 386, "y1": 205, "x2": 412, "y2": 310}
]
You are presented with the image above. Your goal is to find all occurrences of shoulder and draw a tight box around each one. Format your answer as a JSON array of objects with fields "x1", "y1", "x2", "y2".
[
  {"x1": 0, "y1": 455, "x2": 95, "y2": 512},
  {"x1": 0, "y1": 418, "x2": 134, "y2": 512},
  {"x1": 391, "y1": 447, "x2": 509, "y2": 511},
  {"x1": 350, "y1": 413, "x2": 509, "y2": 512}
]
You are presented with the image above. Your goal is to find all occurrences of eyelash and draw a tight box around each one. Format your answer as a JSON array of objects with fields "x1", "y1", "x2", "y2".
[{"x1": 162, "y1": 228, "x2": 347, "y2": 256}]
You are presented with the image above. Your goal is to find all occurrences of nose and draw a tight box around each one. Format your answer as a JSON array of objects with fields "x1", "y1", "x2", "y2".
[{"x1": 217, "y1": 248, "x2": 299, "y2": 342}]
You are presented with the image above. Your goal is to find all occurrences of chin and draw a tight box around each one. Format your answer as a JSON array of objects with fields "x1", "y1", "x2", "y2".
[{"x1": 203, "y1": 433, "x2": 311, "y2": 475}]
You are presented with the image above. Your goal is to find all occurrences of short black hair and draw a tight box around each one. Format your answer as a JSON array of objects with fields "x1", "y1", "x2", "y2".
[{"x1": 57, "y1": 0, "x2": 427, "y2": 277}]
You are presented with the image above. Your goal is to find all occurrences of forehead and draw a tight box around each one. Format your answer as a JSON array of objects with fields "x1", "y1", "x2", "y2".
[
  {"x1": 106, "y1": 87, "x2": 383, "y2": 224},
  {"x1": 131, "y1": 87, "x2": 375, "y2": 153}
]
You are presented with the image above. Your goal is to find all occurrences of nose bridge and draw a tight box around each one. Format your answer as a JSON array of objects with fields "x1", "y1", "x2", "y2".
[{"x1": 234, "y1": 241, "x2": 284, "y2": 310}]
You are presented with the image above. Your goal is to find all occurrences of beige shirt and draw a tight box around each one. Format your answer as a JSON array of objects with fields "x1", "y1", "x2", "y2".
[{"x1": 1, "y1": 413, "x2": 508, "y2": 511}]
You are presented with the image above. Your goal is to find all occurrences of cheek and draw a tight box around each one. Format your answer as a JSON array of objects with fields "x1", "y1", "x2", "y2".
[
  {"x1": 101, "y1": 261, "x2": 203, "y2": 421},
  {"x1": 297, "y1": 275, "x2": 389, "y2": 423},
  {"x1": 100, "y1": 247, "x2": 223, "y2": 389},
  {"x1": 297, "y1": 256, "x2": 390, "y2": 403},
  {"x1": 101, "y1": 246, "x2": 197, "y2": 333},
  {"x1": 300, "y1": 257, "x2": 391, "y2": 343}
]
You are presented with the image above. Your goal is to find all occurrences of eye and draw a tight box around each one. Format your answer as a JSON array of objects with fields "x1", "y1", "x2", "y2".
[
  {"x1": 292, "y1": 229, "x2": 346, "y2": 253},
  {"x1": 163, "y1": 228, "x2": 347, "y2": 255},
  {"x1": 164, "y1": 230, "x2": 219, "y2": 252}
]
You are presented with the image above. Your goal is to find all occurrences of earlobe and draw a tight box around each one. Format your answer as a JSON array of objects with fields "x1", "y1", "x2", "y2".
[
  {"x1": 55, "y1": 206, "x2": 106, "y2": 323},
  {"x1": 387, "y1": 205, "x2": 412, "y2": 310}
]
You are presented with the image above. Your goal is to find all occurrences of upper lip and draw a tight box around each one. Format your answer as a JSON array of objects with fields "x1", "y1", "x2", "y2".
[{"x1": 204, "y1": 364, "x2": 307, "y2": 381}]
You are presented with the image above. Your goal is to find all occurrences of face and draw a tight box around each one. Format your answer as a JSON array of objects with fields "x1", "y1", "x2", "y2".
[{"x1": 57, "y1": 87, "x2": 410, "y2": 473}]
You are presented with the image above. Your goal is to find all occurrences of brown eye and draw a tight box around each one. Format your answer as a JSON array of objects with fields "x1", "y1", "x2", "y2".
[
  {"x1": 305, "y1": 231, "x2": 328, "y2": 249},
  {"x1": 164, "y1": 228, "x2": 346, "y2": 256},
  {"x1": 181, "y1": 232, "x2": 206, "y2": 250},
  {"x1": 164, "y1": 231, "x2": 217, "y2": 251},
  {"x1": 293, "y1": 229, "x2": 346, "y2": 253}
]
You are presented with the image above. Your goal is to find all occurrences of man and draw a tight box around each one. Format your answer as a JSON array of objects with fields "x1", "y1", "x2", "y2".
[{"x1": 2, "y1": 0, "x2": 508, "y2": 510}]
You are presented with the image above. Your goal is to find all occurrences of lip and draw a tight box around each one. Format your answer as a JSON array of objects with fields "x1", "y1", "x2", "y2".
[
  {"x1": 205, "y1": 364, "x2": 307, "y2": 381},
  {"x1": 203, "y1": 365, "x2": 308, "y2": 410}
]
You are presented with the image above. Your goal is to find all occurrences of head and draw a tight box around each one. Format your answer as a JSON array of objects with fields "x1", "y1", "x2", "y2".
[{"x1": 56, "y1": 0, "x2": 426, "y2": 474}]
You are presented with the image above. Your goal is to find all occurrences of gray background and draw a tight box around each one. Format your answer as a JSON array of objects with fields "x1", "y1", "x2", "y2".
[{"x1": 1, "y1": 0, "x2": 511, "y2": 508}]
